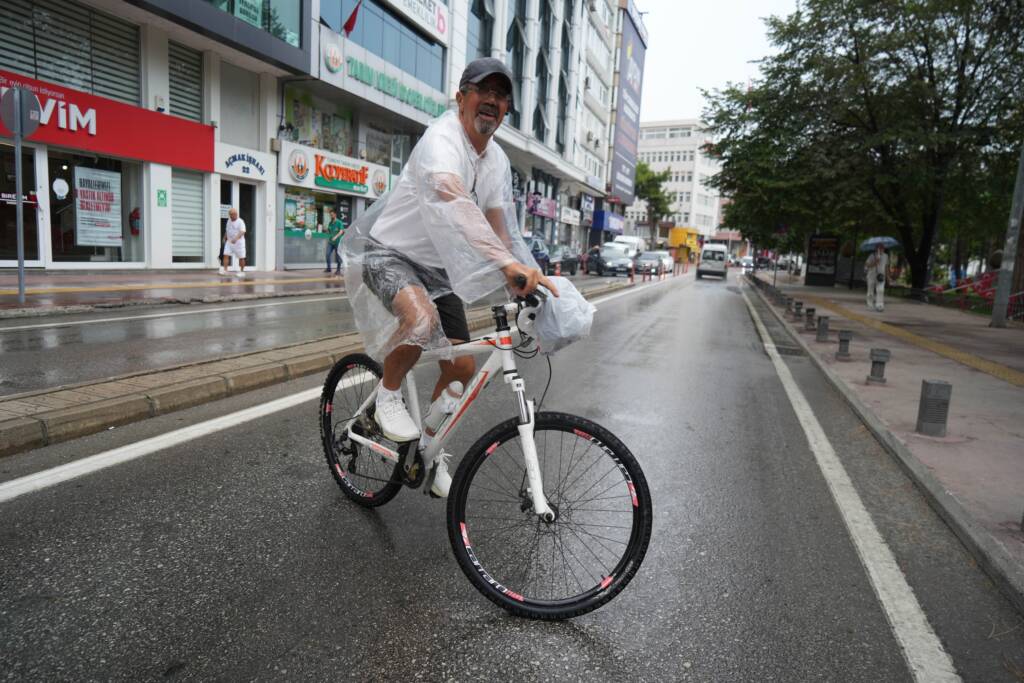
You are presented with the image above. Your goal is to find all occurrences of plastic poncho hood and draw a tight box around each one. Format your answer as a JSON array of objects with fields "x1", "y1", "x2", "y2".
[{"x1": 342, "y1": 110, "x2": 536, "y2": 360}]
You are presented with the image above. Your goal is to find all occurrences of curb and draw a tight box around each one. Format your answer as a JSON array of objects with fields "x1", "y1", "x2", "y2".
[
  {"x1": 744, "y1": 276, "x2": 1024, "y2": 616},
  {"x1": 0, "y1": 281, "x2": 631, "y2": 458},
  {"x1": 0, "y1": 287, "x2": 345, "y2": 320}
]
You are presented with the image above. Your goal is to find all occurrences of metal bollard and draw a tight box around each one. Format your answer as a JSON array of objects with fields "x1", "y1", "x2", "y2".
[
  {"x1": 804, "y1": 307, "x2": 817, "y2": 330},
  {"x1": 793, "y1": 301, "x2": 804, "y2": 321},
  {"x1": 816, "y1": 315, "x2": 830, "y2": 342},
  {"x1": 866, "y1": 348, "x2": 891, "y2": 384},
  {"x1": 916, "y1": 380, "x2": 952, "y2": 437},
  {"x1": 835, "y1": 330, "x2": 853, "y2": 360}
]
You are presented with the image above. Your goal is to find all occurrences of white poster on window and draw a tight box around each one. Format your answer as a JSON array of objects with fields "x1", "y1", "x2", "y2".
[{"x1": 74, "y1": 167, "x2": 123, "y2": 248}]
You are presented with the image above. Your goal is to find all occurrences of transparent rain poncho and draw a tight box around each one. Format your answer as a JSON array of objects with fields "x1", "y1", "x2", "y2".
[{"x1": 342, "y1": 111, "x2": 537, "y2": 360}]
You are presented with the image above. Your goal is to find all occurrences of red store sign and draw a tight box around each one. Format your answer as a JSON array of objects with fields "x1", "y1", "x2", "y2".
[
  {"x1": 0, "y1": 69, "x2": 214, "y2": 172},
  {"x1": 527, "y1": 194, "x2": 558, "y2": 219}
]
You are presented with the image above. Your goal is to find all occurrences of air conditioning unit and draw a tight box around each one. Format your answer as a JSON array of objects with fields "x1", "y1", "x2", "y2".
[
  {"x1": 586, "y1": 131, "x2": 593, "y2": 142},
  {"x1": 584, "y1": 76, "x2": 591, "y2": 90},
  {"x1": 592, "y1": 138, "x2": 600, "y2": 148}
]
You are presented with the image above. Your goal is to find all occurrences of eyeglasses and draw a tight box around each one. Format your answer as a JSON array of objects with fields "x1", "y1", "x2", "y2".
[{"x1": 464, "y1": 83, "x2": 512, "y2": 104}]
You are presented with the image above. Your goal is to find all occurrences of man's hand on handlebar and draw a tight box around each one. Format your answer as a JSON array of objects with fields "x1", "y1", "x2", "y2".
[{"x1": 502, "y1": 262, "x2": 560, "y2": 298}]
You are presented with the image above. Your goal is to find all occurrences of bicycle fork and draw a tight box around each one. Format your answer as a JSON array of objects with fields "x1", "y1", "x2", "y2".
[{"x1": 509, "y1": 376, "x2": 556, "y2": 523}]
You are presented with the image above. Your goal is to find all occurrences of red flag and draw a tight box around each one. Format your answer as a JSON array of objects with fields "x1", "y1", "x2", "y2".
[{"x1": 343, "y1": 0, "x2": 363, "y2": 36}]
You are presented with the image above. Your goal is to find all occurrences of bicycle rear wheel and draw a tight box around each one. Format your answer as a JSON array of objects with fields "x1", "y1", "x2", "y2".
[
  {"x1": 320, "y1": 353, "x2": 403, "y2": 507},
  {"x1": 447, "y1": 412, "x2": 652, "y2": 619}
]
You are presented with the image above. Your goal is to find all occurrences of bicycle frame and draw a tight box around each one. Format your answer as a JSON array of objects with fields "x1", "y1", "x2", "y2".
[{"x1": 343, "y1": 302, "x2": 556, "y2": 521}]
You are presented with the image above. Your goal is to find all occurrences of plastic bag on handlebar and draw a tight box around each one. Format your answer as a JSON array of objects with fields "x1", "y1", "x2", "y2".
[{"x1": 532, "y1": 277, "x2": 596, "y2": 355}]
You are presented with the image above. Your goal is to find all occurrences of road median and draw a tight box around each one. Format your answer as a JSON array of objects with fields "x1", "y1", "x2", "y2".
[{"x1": 0, "y1": 282, "x2": 629, "y2": 458}]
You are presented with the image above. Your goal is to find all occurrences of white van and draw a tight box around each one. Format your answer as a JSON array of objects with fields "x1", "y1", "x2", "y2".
[
  {"x1": 697, "y1": 243, "x2": 728, "y2": 279},
  {"x1": 613, "y1": 235, "x2": 648, "y2": 254}
]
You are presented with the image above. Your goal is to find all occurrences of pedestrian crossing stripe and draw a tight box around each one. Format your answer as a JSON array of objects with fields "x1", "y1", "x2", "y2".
[{"x1": 800, "y1": 295, "x2": 1024, "y2": 388}]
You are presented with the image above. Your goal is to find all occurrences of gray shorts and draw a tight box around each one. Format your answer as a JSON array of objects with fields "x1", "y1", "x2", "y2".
[{"x1": 361, "y1": 243, "x2": 470, "y2": 341}]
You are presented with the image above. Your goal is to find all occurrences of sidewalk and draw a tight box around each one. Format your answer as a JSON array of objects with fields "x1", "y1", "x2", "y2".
[
  {"x1": 749, "y1": 271, "x2": 1024, "y2": 613},
  {"x1": 0, "y1": 279, "x2": 633, "y2": 457},
  {"x1": 0, "y1": 269, "x2": 344, "y2": 315}
]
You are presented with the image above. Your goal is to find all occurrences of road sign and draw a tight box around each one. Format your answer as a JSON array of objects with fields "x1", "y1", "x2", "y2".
[
  {"x1": 0, "y1": 86, "x2": 41, "y2": 137},
  {"x1": 1, "y1": 87, "x2": 42, "y2": 305}
]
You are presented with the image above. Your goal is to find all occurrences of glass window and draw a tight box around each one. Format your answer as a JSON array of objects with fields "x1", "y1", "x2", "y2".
[
  {"x1": 362, "y1": 3, "x2": 383, "y2": 57},
  {"x1": 320, "y1": 0, "x2": 342, "y2": 31},
  {"x1": 0, "y1": 144, "x2": 39, "y2": 261},
  {"x1": 382, "y1": 19, "x2": 400, "y2": 65},
  {"x1": 467, "y1": 0, "x2": 493, "y2": 60},
  {"x1": 47, "y1": 150, "x2": 144, "y2": 263},
  {"x1": 268, "y1": 0, "x2": 301, "y2": 46}
]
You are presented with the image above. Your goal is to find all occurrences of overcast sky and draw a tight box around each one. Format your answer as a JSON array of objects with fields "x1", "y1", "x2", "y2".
[{"x1": 636, "y1": 0, "x2": 798, "y2": 122}]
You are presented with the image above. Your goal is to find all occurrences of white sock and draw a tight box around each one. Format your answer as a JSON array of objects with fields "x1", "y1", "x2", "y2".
[{"x1": 376, "y1": 383, "x2": 401, "y2": 405}]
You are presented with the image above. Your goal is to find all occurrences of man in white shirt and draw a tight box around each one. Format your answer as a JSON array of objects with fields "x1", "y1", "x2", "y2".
[
  {"x1": 865, "y1": 243, "x2": 889, "y2": 311},
  {"x1": 219, "y1": 207, "x2": 246, "y2": 278},
  {"x1": 358, "y1": 58, "x2": 557, "y2": 496}
]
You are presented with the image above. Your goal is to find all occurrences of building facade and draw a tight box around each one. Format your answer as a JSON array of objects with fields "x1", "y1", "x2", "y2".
[
  {"x1": 1, "y1": 0, "x2": 646, "y2": 272},
  {"x1": 625, "y1": 119, "x2": 722, "y2": 246}
]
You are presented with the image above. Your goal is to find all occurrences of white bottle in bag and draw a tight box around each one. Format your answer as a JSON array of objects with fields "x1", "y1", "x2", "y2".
[{"x1": 422, "y1": 381, "x2": 464, "y2": 437}]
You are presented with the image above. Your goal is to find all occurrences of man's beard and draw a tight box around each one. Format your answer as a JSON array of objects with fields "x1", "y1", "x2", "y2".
[{"x1": 474, "y1": 115, "x2": 498, "y2": 136}]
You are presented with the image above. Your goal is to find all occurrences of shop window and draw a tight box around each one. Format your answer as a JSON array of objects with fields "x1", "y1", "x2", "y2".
[
  {"x1": 0, "y1": 0, "x2": 140, "y2": 105},
  {"x1": 220, "y1": 61, "x2": 259, "y2": 149},
  {"x1": 169, "y1": 42, "x2": 203, "y2": 122},
  {"x1": 282, "y1": 189, "x2": 352, "y2": 266},
  {"x1": 0, "y1": 144, "x2": 39, "y2": 261},
  {"x1": 47, "y1": 150, "x2": 144, "y2": 263},
  {"x1": 282, "y1": 86, "x2": 355, "y2": 157}
]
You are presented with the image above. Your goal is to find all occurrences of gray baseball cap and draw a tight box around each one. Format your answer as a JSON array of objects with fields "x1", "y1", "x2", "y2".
[{"x1": 459, "y1": 58, "x2": 514, "y2": 97}]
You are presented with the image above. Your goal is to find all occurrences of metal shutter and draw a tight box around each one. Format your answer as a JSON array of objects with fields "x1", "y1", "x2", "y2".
[
  {"x1": 168, "y1": 42, "x2": 203, "y2": 121},
  {"x1": 0, "y1": 0, "x2": 37, "y2": 77},
  {"x1": 172, "y1": 170, "x2": 205, "y2": 261},
  {"x1": 0, "y1": 0, "x2": 139, "y2": 105},
  {"x1": 89, "y1": 10, "x2": 140, "y2": 105}
]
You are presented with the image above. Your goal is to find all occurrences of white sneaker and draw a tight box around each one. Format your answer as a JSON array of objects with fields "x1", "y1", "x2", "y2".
[
  {"x1": 218, "y1": 267, "x2": 226, "y2": 275},
  {"x1": 375, "y1": 387, "x2": 420, "y2": 442},
  {"x1": 429, "y1": 451, "x2": 452, "y2": 498}
]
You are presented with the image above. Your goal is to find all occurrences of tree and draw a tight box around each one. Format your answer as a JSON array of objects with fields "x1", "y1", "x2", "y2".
[
  {"x1": 633, "y1": 161, "x2": 672, "y2": 226},
  {"x1": 704, "y1": 0, "x2": 1024, "y2": 290}
]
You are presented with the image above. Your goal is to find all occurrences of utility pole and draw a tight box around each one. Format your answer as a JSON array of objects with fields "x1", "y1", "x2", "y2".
[{"x1": 991, "y1": 145, "x2": 1024, "y2": 328}]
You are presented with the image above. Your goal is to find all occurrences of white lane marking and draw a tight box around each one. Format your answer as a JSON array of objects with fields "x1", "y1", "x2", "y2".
[
  {"x1": 740, "y1": 286, "x2": 959, "y2": 682},
  {"x1": 0, "y1": 279, "x2": 670, "y2": 503},
  {"x1": 0, "y1": 295, "x2": 346, "y2": 333},
  {"x1": 589, "y1": 275, "x2": 682, "y2": 308}
]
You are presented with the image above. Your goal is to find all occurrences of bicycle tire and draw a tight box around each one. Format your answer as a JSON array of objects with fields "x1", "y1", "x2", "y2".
[
  {"x1": 447, "y1": 412, "x2": 652, "y2": 620},
  {"x1": 320, "y1": 353, "x2": 404, "y2": 507}
]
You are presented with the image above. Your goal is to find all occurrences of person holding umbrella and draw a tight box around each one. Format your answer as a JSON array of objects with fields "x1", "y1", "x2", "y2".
[{"x1": 862, "y1": 237, "x2": 896, "y2": 311}]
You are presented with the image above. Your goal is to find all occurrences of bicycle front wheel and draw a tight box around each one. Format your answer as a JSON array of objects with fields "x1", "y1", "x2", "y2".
[
  {"x1": 320, "y1": 353, "x2": 403, "y2": 507},
  {"x1": 447, "y1": 412, "x2": 652, "y2": 619}
]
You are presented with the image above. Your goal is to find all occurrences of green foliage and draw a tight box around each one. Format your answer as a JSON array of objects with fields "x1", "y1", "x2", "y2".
[
  {"x1": 704, "y1": 0, "x2": 1024, "y2": 289},
  {"x1": 634, "y1": 161, "x2": 672, "y2": 224}
]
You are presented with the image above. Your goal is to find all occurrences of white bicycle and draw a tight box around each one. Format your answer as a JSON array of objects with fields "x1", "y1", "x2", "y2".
[{"x1": 319, "y1": 288, "x2": 652, "y2": 620}]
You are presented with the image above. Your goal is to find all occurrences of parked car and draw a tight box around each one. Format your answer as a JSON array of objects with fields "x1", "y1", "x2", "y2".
[
  {"x1": 588, "y1": 242, "x2": 635, "y2": 276},
  {"x1": 741, "y1": 256, "x2": 754, "y2": 273},
  {"x1": 696, "y1": 243, "x2": 728, "y2": 279},
  {"x1": 636, "y1": 250, "x2": 673, "y2": 274},
  {"x1": 528, "y1": 238, "x2": 550, "y2": 272},
  {"x1": 756, "y1": 256, "x2": 772, "y2": 270},
  {"x1": 546, "y1": 245, "x2": 579, "y2": 275}
]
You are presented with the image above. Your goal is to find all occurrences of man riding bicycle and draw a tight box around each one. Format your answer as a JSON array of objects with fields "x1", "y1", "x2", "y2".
[{"x1": 345, "y1": 58, "x2": 558, "y2": 497}]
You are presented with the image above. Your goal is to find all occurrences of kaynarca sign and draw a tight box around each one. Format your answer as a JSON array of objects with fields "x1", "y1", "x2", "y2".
[{"x1": 278, "y1": 140, "x2": 390, "y2": 198}]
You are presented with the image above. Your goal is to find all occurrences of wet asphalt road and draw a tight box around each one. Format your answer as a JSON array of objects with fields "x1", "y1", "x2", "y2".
[
  {"x1": 1, "y1": 276, "x2": 1022, "y2": 680},
  {"x1": 0, "y1": 274, "x2": 602, "y2": 397}
]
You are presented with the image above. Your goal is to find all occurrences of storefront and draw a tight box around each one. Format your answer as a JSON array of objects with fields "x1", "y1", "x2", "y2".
[
  {"x1": 213, "y1": 143, "x2": 276, "y2": 270},
  {"x1": 0, "y1": 69, "x2": 213, "y2": 270},
  {"x1": 590, "y1": 209, "x2": 624, "y2": 245},
  {"x1": 526, "y1": 193, "x2": 558, "y2": 243},
  {"x1": 276, "y1": 140, "x2": 390, "y2": 268},
  {"x1": 559, "y1": 206, "x2": 581, "y2": 251}
]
